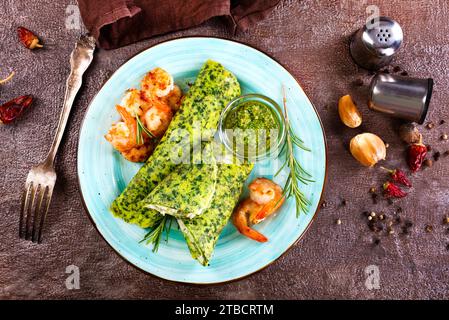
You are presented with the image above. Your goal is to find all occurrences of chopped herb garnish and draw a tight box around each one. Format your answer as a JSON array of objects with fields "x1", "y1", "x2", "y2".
[
  {"x1": 135, "y1": 113, "x2": 157, "y2": 144},
  {"x1": 140, "y1": 216, "x2": 173, "y2": 252}
]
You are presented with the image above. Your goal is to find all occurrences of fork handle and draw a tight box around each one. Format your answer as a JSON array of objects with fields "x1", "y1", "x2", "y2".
[{"x1": 45, "y1": 37, "x2": 95, "y2": 165}]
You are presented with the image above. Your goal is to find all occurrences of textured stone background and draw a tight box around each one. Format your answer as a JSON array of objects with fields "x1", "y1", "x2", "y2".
[{"x1": 1, "y1": 0, "x2": 448, "y2": 299}]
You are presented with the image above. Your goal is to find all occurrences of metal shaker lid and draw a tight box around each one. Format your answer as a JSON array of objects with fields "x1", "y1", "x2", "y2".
[{"x1": 362, "y1": 17, "x2": 403, "y2": 57}]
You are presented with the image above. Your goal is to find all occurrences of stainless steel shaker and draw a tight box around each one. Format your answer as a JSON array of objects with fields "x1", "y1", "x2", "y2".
[
  {"x1": 350, "y1": 17, "x2": 403, "y2": 70},
  {"x1": 368, "y1": 74, "x2": 433, "y2": 124}
]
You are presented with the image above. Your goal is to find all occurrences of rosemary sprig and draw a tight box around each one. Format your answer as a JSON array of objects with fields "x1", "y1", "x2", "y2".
[
  {"x1": 135, "y1": 112, "x2": 157, "y2": 144},
  {"x1": 136, "y1": 116, "x2": 143, "y2": 145},
  {"x1": 275, "y1": 86, "x2": 314, "y2": 217},
  {"x1": 139, "y1": 215, "x2": 173, "y2": 252},
  {"x1": 166, "y1": 216, "x2": 173, "y2": 242}
]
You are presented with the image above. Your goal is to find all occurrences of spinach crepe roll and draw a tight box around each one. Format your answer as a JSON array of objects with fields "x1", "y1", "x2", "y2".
[
  {"x1": 177, "y1": 161, "x2": 254, "y2": 266},
  {"x1": 110, "y1": 60, "x2": 241, "y2": 228},
  {"x1": 143, "y1": 143, "x2": 218, "y2": 219}
]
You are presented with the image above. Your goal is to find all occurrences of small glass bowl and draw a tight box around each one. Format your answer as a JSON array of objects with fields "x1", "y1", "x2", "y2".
[{"x1": 218, "y1": 94, "x2": 286, "y2": 162}]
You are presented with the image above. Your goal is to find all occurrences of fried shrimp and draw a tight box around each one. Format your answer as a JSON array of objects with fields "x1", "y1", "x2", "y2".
[
  {"x1": 141, "y1": 67, "x2": 174, "y2": 99},
  {"x1": 105, "y1": 121, "x2": 133, "y2": 153},
  {"x1": 232, "y1": 178, "x2": 285, "y2": 242},
  {"x1": 232, "y1": 198, "x2": 268, "y2": 243},
  {"x1": 142, "y1": 100, "x2": 173, "y2": 138},
  {"x1": 105, "y1": 105, "x2": 153, "y2": 162},
  {"x1": 105, "y1": 105, "x2": 137, "y2": 151},
  {"x1": 121, "y1": 143, "x2": 155, "y2": 163},
  {"x1": 162, "y1": 84, "x2": 183, "y2": 111},
  {"x1": 106, "y1": 67, "x2": 181, "y2": 162},
  {"x1": 120, "y1": 88, "x2": 148, "y2": 116},
  {"x1": 248, "y1": 178, "x2": 284, "y2": 224}
]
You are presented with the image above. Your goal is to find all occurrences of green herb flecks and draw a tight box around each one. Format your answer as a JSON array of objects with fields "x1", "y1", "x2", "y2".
[
  {"x1": 140, "y1": 215, "x2": 173, "y2": 252},
  {"x1": 276, "y1": 86, "x2": 314, "y2": 217}
]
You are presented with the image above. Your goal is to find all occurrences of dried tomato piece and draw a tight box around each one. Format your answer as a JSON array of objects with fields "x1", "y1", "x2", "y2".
[
  {"x1": 0, "y1": 95, "x2": 34, "y2": 124},
  {"x1": 17, "y1": 27, "x2": 43, "y2": 49}
]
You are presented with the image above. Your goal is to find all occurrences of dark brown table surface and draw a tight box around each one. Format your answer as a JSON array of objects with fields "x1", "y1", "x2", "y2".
[{"x1": 1, "y1": 0, "x2": 448, "y2": 299}]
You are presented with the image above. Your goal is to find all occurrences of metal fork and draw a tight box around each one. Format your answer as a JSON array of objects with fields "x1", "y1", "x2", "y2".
[{"x1": 19, "y1": 35, "x2": 95, "y2": 243}]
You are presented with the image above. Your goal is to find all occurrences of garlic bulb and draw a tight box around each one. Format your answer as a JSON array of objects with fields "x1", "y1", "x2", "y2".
[
  {"x1": 338, "y1": 95, "x2": 362, "y2": 128},
  {"x1": 350, "y1": 133, "x2": 386, "y2": 167}
]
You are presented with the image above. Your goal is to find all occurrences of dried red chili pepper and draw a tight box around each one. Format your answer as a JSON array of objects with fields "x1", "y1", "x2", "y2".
[
  {"x1": 17, "y1": 27, "x2": 43, "y2": 49},
  {"x1": 407, "y1": 137, "x2": 427, "y2": 172},
  {"x1": 383, "y1": 182, "x2": 407, "y2": 198},
  {"x1": 0, "y1": 95, "x2": 33, "y2": 124},
  {"x1": 390, "y1": 169, "x2": 412, "y2": 187},
  {"x1": 381, "y1": 167, "x2": 412, "y2": 187}
]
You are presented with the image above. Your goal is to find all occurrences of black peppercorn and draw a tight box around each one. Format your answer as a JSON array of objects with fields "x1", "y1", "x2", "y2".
[
  {"x1": 372, "y1": 193, "x2": 378, "y2": 204},
  {"x1": 434, "y1": 152, "x2": 441, "y2": 161},
  {"x1": 369, "y1": 222, "x2": 383, "y2": 233},
  {"x1": 387, "y1": 226, "x2": 394, "y2": 235}
]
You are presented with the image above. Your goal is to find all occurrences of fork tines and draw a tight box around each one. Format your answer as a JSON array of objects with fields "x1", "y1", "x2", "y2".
[{"x1": 19, "y1": 179, "x2": 53, "y2": 243}]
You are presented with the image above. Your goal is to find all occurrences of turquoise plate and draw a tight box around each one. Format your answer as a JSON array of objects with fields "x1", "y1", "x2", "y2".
[{"x1": 78, "y1": 37, "x2": 327, "y2": 284}]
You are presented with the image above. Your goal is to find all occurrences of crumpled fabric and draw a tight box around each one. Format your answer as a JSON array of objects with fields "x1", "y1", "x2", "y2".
[{"x1": 77, "y1": 0, "x2": 280, "y2": 49}]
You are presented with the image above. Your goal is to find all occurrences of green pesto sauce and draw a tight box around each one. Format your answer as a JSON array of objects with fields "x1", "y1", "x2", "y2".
[
  {"x1": 223, "y1": 100, "x2": 279, "y2": 157},
  {"x1": 224, "y1": 101, "x2": 277, "y2": 130}
]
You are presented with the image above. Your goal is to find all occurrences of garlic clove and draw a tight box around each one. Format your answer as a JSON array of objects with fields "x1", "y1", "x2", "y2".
[
  {"x1": 398, "y1": 123, "x2": 422, "y2": 144},
  {"x1": 338, "y1": 95, "x2": 362, "y2": 128},
  {"x1": 350, "y1": 133, "x2": 386, "y2": 167}
]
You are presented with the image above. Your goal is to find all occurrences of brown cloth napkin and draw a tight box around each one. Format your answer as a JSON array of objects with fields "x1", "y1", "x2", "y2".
[{"x1": 77, "y1": 0, "x2": 280, "y2": 49}]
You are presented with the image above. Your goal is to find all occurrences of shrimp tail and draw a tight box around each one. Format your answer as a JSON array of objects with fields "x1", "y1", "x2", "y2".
[
  {"x1": 236, "y1": 226, "x2": 268, "y2": 243},
  {"x1": 116, "y1": 104, "x2": 138, "y2": 145},
  {"x1": 232, "y1": 199, "x2": 269, "y2": 243},
  {"x1": 252, "y1": 206, "x2": 270, "y2": 224},
  {"x1": 116, "y1": 105, "x2": 134, "y2": 124},
  {"x1": 252, "y1": 196, "x2": 285, "y2": 224}
]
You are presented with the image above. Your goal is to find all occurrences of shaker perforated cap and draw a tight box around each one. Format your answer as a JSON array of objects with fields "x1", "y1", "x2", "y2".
[{"x1": 350, "y1": 17, "x2": 403, "y2": 70}]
